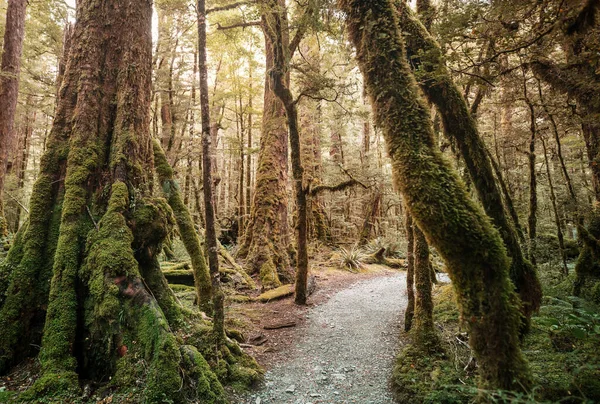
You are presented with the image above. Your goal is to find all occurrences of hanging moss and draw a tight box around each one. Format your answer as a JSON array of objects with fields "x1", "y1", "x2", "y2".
[
  {"x1": 340, "y1": 0, "x2": 530, "y2": 391},
  {"x1": 153, "y1": 140, "x2": 213, "y2": 313}
]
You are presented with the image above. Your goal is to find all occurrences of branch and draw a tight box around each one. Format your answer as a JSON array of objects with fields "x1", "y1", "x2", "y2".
[
  {"x1": 5, "y1": 192, "x2": 29, "y2": 214},
  {"x1": 207, "y1": 0, "x2": 257, "y2": 14},
  {"x1": 216, "y1": 21, "x2": 261, "y2": 30},
  {"x1": 309, "y1": 179, "x2": 363, "y2": 196},
  {"x1": 288, "y1": 0, "x2": 317, "y2": 58}
]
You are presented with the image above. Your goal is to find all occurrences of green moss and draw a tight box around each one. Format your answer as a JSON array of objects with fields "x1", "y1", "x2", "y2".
[
  {"x1": 341, "y1": 0, "x2": 529, "y2": 390},
  {"x1": 257, "y1": 284, "x2": 294, "y2": 302},
  {"x1": 259, "y1": 258, "x2": 282, "y2": 290},
  {"x1": 393, "y1": 342, "x2": 467, "y2": 404},
  {"x1": 0, "y1": 174, "x2": 63, "y2": 373},
  {"x1": 18, "y1": 370, "x2": 79, "y2": 402},
  {"x1": 153, "y1": 140, "x2": 212, "y2": 313},
  {"x1": 163, "y1": 268, "x2": 195, "y2": 286},
  {"x1": 180, "y1": 345, "x2": 227, "y2": 403}
]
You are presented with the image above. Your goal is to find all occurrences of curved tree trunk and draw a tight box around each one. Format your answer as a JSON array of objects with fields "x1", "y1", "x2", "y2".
[
  {"x1": 0, "y1": 0, "x2": 27, "y2": 236},
  {"x1": 0, "y1": 2, "x2": 238, "y2": 401},
  {"x1": 340, "y1": 0, "x2": 530, "y2": 390},
  {"x1": 395, "y1": 3, "x2": 542, "y2": 319}
]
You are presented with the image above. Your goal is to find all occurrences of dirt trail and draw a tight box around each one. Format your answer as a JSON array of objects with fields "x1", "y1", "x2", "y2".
[{"x1": 242, "y1": 273, "x2": 407, "y2": 404}]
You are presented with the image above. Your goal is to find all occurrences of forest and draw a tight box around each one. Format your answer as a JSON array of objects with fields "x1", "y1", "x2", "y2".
[{"x1": 0, "y1": 0, "x2": 600, "y2": 402}]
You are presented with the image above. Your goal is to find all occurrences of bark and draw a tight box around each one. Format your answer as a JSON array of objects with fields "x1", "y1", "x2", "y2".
[
  {"x1": 198, "y1": 0, "x2": 225, "y2": 343},
  {"x1": 396, "y1": 3, "x2": 541, "y2": 318},
  {"x1": 245, "y1": 66, "x2": 253, "y2": 227},
  {"x1": 358, "y1": 191, "x2": 382, "y2": 246},
  {"x1": 404, "y1": 213, "x2": 415, "y2": 332},
  {"x1": 153, "y1": 142, "x2": 213, "y2": 312},
  {"x1": 541, "y1": 137, "x2": 569, "y2": 275},
  {"x1": 0, "y1": 1, "x2": 238, "y2": 400},
  {"x1": 237, "y1": 0, "x2": 293, "y2": 289},
  {"x1": 412, "y1": 224, "x2": 439, "y2": 350},
  {"x1": 0, "y1": 0, "x2": 27, "y2": 236},
  {"x1": 11, "y1": 94, "x2": 34, "y2": 231},
  {"x1": 340, "y1": 0, "x2": 530, "y2": 390},
  {"x1": 263, "y1": 0, "x2": 310, "y2": 305},
  {"x1": 524, "y1": 78, "x2": 538, "y2": 267}
]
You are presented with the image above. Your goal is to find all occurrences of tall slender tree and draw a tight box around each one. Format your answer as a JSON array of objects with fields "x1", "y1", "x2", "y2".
[
  {"x1": 198, "y1": 0, "x2": 225, "y2": 343},
  {"x1": 0, "y1": 0, "x2": 27, "y2": 236}
]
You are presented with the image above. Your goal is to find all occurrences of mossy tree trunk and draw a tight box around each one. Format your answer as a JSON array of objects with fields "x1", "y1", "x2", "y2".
[
  {"x1": 395, "y1": 3, "x2": 541, "y2": 319},
  {"x1": 0, "y1": 0, "x2": 27, "y2": 237},
  {"x1": 237, "y1": 0, "x2": 293, "y2": 289},
  {"x1": 153, "y1": 141, "x2": 213, "y2": 313},
  {"x1": 412, "y1": 224, "x2": 440, "y2": 350},
  {"x1": 340, "y1": 0, "x2": 531, "y2": 390},
  {"x1": 404, "y1": 212, "x2": 415, "y2": 332},
  {"x1": 0, "y1": 1, "x2": 226, "y2": 401},
  {"x1": 262, "y1": 0, "x2": 310, "y2": 305}
]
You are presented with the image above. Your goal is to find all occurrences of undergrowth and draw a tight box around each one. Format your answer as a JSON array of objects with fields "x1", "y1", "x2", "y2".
[{"x1": 392, "y1": 264, "x2": 600, "y2": 403}]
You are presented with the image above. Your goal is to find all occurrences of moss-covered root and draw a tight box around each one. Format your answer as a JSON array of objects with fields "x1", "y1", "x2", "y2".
[
  {"x1": 189, "y1": 324, "x2": 263, "y2": 391},
  {"x1": 153, "y1": 139, "x2": 213, "y2": 313},
  {"x1": 219, "y1": 241, "x2": 257, "y2": 289},
  {"x1": 340, "y1": 0, "x2": 530, "y2": 391},
  {"x1": 394, "y1": 2, "x2": 542, "y2": 319}
]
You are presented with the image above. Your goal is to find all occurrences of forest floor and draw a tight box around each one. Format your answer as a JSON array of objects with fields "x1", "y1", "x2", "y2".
[{"x1": 228, "y1": 267, "x2": 410, "y2": 404}]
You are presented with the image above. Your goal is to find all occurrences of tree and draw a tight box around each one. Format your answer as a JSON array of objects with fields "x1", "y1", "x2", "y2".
[
  {"x1": 339, "y1": 0, "x2": 530, "y2": 390},
  {"x1": 395, "y1": 2, "x2": 542, "y2": 321},
  {"x1": 0, "y1": 0, "x2": 27, "y2": 236},
  {"x1": 198, "y1": 0, "x2": 225, "y2": 342},
  {"x1": 237, "y1": 0, "x2": 294, "y2": 289},
  {"x1": 0, "y1": 1, "x2": 256, "y2": 400}
]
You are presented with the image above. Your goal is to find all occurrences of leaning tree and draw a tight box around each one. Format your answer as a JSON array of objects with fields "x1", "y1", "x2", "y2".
[
  {"x1": 0, "y1": 0, "x2": 257, "y2": 401},
  {"x1": 339, "y1": 0, "x2": 530, "y2": 390}
]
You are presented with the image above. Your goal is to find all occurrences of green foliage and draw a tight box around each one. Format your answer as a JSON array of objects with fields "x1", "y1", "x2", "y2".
[
  {"x1": 366, "y1": 236, "x2": 406, "y2": 258},
  {"x1": 395, "y1": 274, "x2": 600, "y2": 403},
  {"x1": 335, "y1": 244, "x2": 366, "y2": 272},
  {"x1": 537, "y1": 296, "x2": 600, "y2": 341}
]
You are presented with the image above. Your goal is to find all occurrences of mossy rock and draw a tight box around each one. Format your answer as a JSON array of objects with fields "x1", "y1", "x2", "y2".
[{"x1": 257, "y1": 284, "x2": 294, "y2": 302}]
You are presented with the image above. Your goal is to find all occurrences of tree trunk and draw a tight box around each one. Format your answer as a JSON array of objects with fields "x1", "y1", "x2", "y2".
[
  {"x1": 198, "y1": 0, "x2": 225, "y2": 344},
  {"x1": 404, "y1": 212, "x2": 415, "y2": 332},
  {"x1": 541, "y1": 137, "x2": 569, "y2": 275},
  {"x1": 340, "y1": 0, "x2": 530, "y2": 390},
  {"x1": 395, "y1": 3, "x2": 541, "y2": 319},
  {"x1": 413, "y1": 224, "x2": 439, "y2": 350},
  {"x1": 524, "y1": 77, "x2": 538, "y2": 267},
  {"x1": 0, "y1": 0, "x2": 27, "y2": 236},
  {"x1": 0, "y1": 2, "x2": 247, "y2": 400},
  {"x1": 237, "y1": 0, "x2": 293, "y2": 289},
  {"x1": 263, "y1": 0, "x2": 310, "y2": 305}
]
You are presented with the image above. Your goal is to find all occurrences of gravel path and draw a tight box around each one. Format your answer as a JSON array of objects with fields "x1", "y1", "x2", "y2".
[{"x1": 243, "y1": 273, "x2": 407, "y2": 404}]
